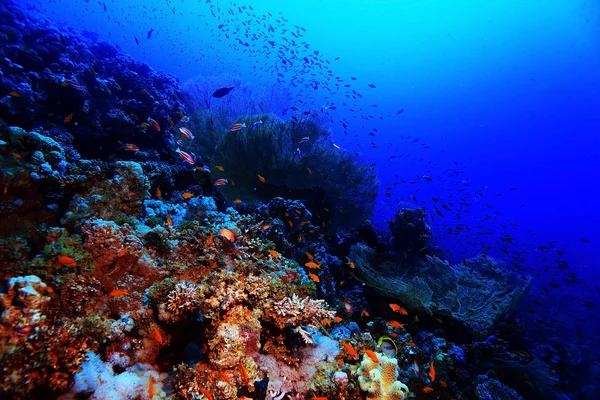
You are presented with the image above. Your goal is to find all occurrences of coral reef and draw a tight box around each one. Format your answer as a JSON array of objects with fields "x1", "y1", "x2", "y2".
[{"x1": 357, "y1": 352, "x2": 410, "y2": 400}]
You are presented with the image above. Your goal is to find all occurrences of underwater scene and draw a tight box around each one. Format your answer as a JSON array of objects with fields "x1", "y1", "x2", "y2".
[{"x1": 0, "y1": 0, "x2": 599, "y2": 398}]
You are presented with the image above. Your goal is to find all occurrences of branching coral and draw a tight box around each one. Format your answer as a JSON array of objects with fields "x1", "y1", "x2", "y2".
[
  {"x1": 271, "y1": 293, "x2": 336, "y2": 330},
  {"x1": 357, "y1": 352, "x2": 410, "y2": 400},
  {"x1": 167, "y1": 281, "x2": 201, "y2": 315}
]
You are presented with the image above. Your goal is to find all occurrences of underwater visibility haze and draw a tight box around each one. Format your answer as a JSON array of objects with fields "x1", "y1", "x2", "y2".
[{"x1": 0, "y1": 0, "x2": 599, "y2": 398}]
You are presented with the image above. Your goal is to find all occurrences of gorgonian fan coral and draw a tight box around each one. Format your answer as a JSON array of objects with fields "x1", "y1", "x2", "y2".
[{"x1": 211, "y1": 113, "x2": 379, "y2": 230}]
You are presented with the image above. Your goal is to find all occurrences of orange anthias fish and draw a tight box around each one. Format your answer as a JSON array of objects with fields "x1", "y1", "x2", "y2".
[
  {"x1": 63, "y1": 113, "x2": 74, "y2": 123},
  {"x1": 361, "y1": 309, "x2": 370, "y2": 317},
  {"x1": 389, "y1": 304, "x2": 408, "y2": 315},
  {"x1": 364, "y1": 350, "x2": 379, "y2": 363},
  {"x1": 148, "y1": 376, "x2": 154, "y2": 398},
  {"x1": 156, "y1": 186, "x2": 161, "y2": 199},
  {"x1": 219, "y1": 229, "x2": 235, "y2": 242},
  {"x1": 332, "y1": 316, "x2": 343, "y2": 323},
  {"x1": 346, "y1": 260, "x2": 355, "y2": 269},
  {"x1": 405, "y1": 342, "x2": 417, "y2": 347},
  {"x1": 342, "y1": 343, "x2": 357, "y2": 358},
  {"x1": 305, "y1": 261, "x2": 320, "y2": 269},
  {"x1": 182, "y1": 192, "x2": 195, "y2": 199},
  {"x1": 268, "y1": 249, "x2": 279, "y2": 258},
  {"x1": 9, "y1": 91, "x2": 20, "y2": 97},
  {"x1": 118, "y1": 247, "x2": 128, "y2": 257},
  {"x1": 199, "y1": 387, "x2": 213, "y2": 400},
  {"x1": 307, "y1": 167, "x2": 313, "y2": 175},
  {"x1": 429, "y1": 361, "x2": 436, "y2": 382},
  {"x1": 110, "y1": 289, "x2": 129, "y2": 297},
  {"x1": 440, "y1": 381, "x2": 448, "y2": 388},
  {"x1": 239, "y1": 361, "x2": 249, "y2": 385},
  {"x1": 305, "y1": 251, "x2": 314, "y2": 260},
  {"x1": 257, "y1": 174, "x2": 266, "y2": 183},
  {"x1": 58, "y1": 256, "x2": 77, "y2": 267},
  {"x1": 166, "y1": 217, "x2": 173, "y2": 226},
  {"x1": 308, "y1": 273, "x2": 320, "y2": 283},
  {"x1": 321, "y1": 318, "x2": 331, "y2": 326},
  {"x1": 233, "y1": 199, "x2": 243, "y2": 204},
  {"x1": 205, "y1": 232, "x2": 214, "y2": 248},
  {"x1": 387, "y1": 320, "x2": 405, "y2": 329},
  {"x1": 216, "y1": 165, "x2": 225, "y2": 171},
  {"x1": 230, "y1": 123, "x2": 246, "y2": 132},
  {"x1": 152, "y1": 327, "x2": 164, "y2": 344},
  {"x1": 422, "y1": 387, "x2": 433, "y2": 393},
  {"x1": 213, "y1": 179, "x2": 228, "y2": 186},
  {"x1": 219, "y1": 371, "x2": 232, "y2": 385}
]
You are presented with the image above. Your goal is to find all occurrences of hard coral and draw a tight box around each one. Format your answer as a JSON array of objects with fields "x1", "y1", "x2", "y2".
[
  {"x1": 357, "y1": 352, "x2": 410, "y2": 400},
  {"x1": 271, "y1": 293, "x2": 336, "y2": 330}
]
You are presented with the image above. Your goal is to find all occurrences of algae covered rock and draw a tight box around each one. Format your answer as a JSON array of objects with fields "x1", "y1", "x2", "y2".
[{"x1": 357, "y1": 352, "x2": 410, "y2": 400}]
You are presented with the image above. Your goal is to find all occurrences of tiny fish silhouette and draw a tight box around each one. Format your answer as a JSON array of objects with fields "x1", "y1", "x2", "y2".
[{"x1": 212, "y1": 87, "x2": 235, "y2": 98}]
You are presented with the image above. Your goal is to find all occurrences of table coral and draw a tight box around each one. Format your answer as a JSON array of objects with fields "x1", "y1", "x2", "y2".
[{"x1": 357, "y1": 352, "x2": 410, "y2": 400}]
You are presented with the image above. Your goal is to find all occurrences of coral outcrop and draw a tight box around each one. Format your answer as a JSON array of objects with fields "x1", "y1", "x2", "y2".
[{"x1": 357, "y1": 352, "x2": 410, "y2": 400}]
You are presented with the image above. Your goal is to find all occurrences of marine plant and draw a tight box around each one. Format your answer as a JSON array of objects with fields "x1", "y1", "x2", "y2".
[{"x1": 210, "y1": 113, "x2": 379, "y2": 230}]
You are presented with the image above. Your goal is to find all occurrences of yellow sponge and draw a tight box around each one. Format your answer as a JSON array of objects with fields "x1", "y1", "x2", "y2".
[{"x1": 357, "y1": 352, "x2": 410, "y2": 400}]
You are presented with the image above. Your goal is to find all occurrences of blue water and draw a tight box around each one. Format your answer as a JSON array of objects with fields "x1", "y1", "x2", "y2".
[{"x1": 25, "y1": 0, "x2": 600, "y2": 391}]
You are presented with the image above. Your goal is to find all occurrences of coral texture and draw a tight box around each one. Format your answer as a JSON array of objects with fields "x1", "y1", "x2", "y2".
[{"x1": 357, "y1": 352, "x2": 410, "y2": 400}]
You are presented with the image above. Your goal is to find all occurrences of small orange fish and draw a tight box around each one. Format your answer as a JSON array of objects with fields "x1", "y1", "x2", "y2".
[
  {"x1": 415, "y1": 315, "x2": 420, "y2": 323},
  {"x1": 140, "y1": 122, "x2": 150, "y2": 128},
  {"x1": 305, "y1": 251, "x2": 314, "y2": 260},
  {"x1": 257, "y1": 174, "x2": 266, "y2": 183},
  {"x1": 308, "y1": 273, "x2": 320, "y2": 282},
  {"x1": 63, "y1": 113, "x2": 74, "y2": 123},
  {"x1": 295, "y1": 209, "x2": 302, "y2": 215},
  {"x1": 166, "y1": 217, "x2": 173, "y2": 226},
  {"x1": 239, "y1": 361, "x2": 249, "y2": 385},
  {"x1": 9, "y1": 91, "x2": 20, "y2": 97},
  {"x1": 310, "y1": 397, "x2": 328, "y2": 400},
  {"x1": 387, "y1": 320, "x2": 405, "y2": 329},
  {"x1": 148, "y1": 117, "x2": 160, "y2": 131},
  {"x1": 148, "y1": 375, "x2": 154, "y2": 398},
  {"x1": 169, "y1": 119, "x2": 175, "y2": 126},
  {"x1": 182, "y1": 192, "x2": 194, "y2": 199},
  {"x1": 268, "y1": 249, "x2": 279, "y2": 258},
  {"x1": 364, "y1": 350, "x2": 379, "y2": 363},
  {"x1": 152, "y1": 327, "x2": 164, "y2": 344},
  {"x1": 405, "y1": 342, "x2": 417, "y2": 347},
  {"x1": 58, "y1": 256, "x2": 77, "y2": 267},
  {"x1": 110, "y1": 290, "x2": 129, "y2": 297},
  {"x1": 118, "y1": 247, "x2": 128, "y2": 257},
  {"x1": 219, "y1": 229, "x2": 235, "y2": 242},
  {"x1": 429, "y1": 360, "x2": 435, "y2": 382},
  {"x1": 156, "y1": 186, "x2": 161, "y2": 199},
  {"x1": 390, "y1": 333, "x2": 399, "y2": 338},
  {"x1": 305, "y1": 261, "x2": 320, "y2": 269},
  {"x1": 307, "y1": 167, "x2": 313, "y2": 175},
  {"x1": 440, "y1": 381, "x2": 448, "y2": 388},
  {"x1": 389, "y1": 304, "x2": 408, "y2": 315},
  {"x1": 321, "y1": 318, "x2": 331, "y2": 326},
  {"x1": 205, "y1": 232, "x2": 214, "y2": 248},
  {"x1": 332, "y1": 316, "x2": 343, "y2": 323},
  {"x1": 288, "y1": 220, "x2": 293, "y2": 228},
  {"x1": 259, "y1": 223, "x2": 272, "y2": 232},
  {"x1": 361, "y1": 309, "x2": 370, "y2": 317},
  {"x1": 216, "y1": 165, "x2": 225, "y2": 171},
  {"x1": 233, "y1": 199, "x2": 243, "y2": 204},
  {"x1": 199, "y1": 387, "x2": 213, "y2": 400},
  {"x1": 219, "y1": 371, "x2": 232, "y2": 385},
  {"x1": 342, "y1": 343, "x2": 357, "y2": 357},
  {"x1": 422, "y1": 387, "x2": 433, "y2": 393},
  {"x1": 346, "y1": 260, "x2": 355, "y2": 269}
]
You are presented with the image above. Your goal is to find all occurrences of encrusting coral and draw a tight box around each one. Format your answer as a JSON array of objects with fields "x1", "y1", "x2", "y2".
[{"x1": 357, "y1": 352, "x2": 410, "y2": 400}]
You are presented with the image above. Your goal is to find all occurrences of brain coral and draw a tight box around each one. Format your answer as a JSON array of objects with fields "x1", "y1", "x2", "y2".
[{"x1": 357, "y1": 352, "x2": 410, "y2": 400}]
